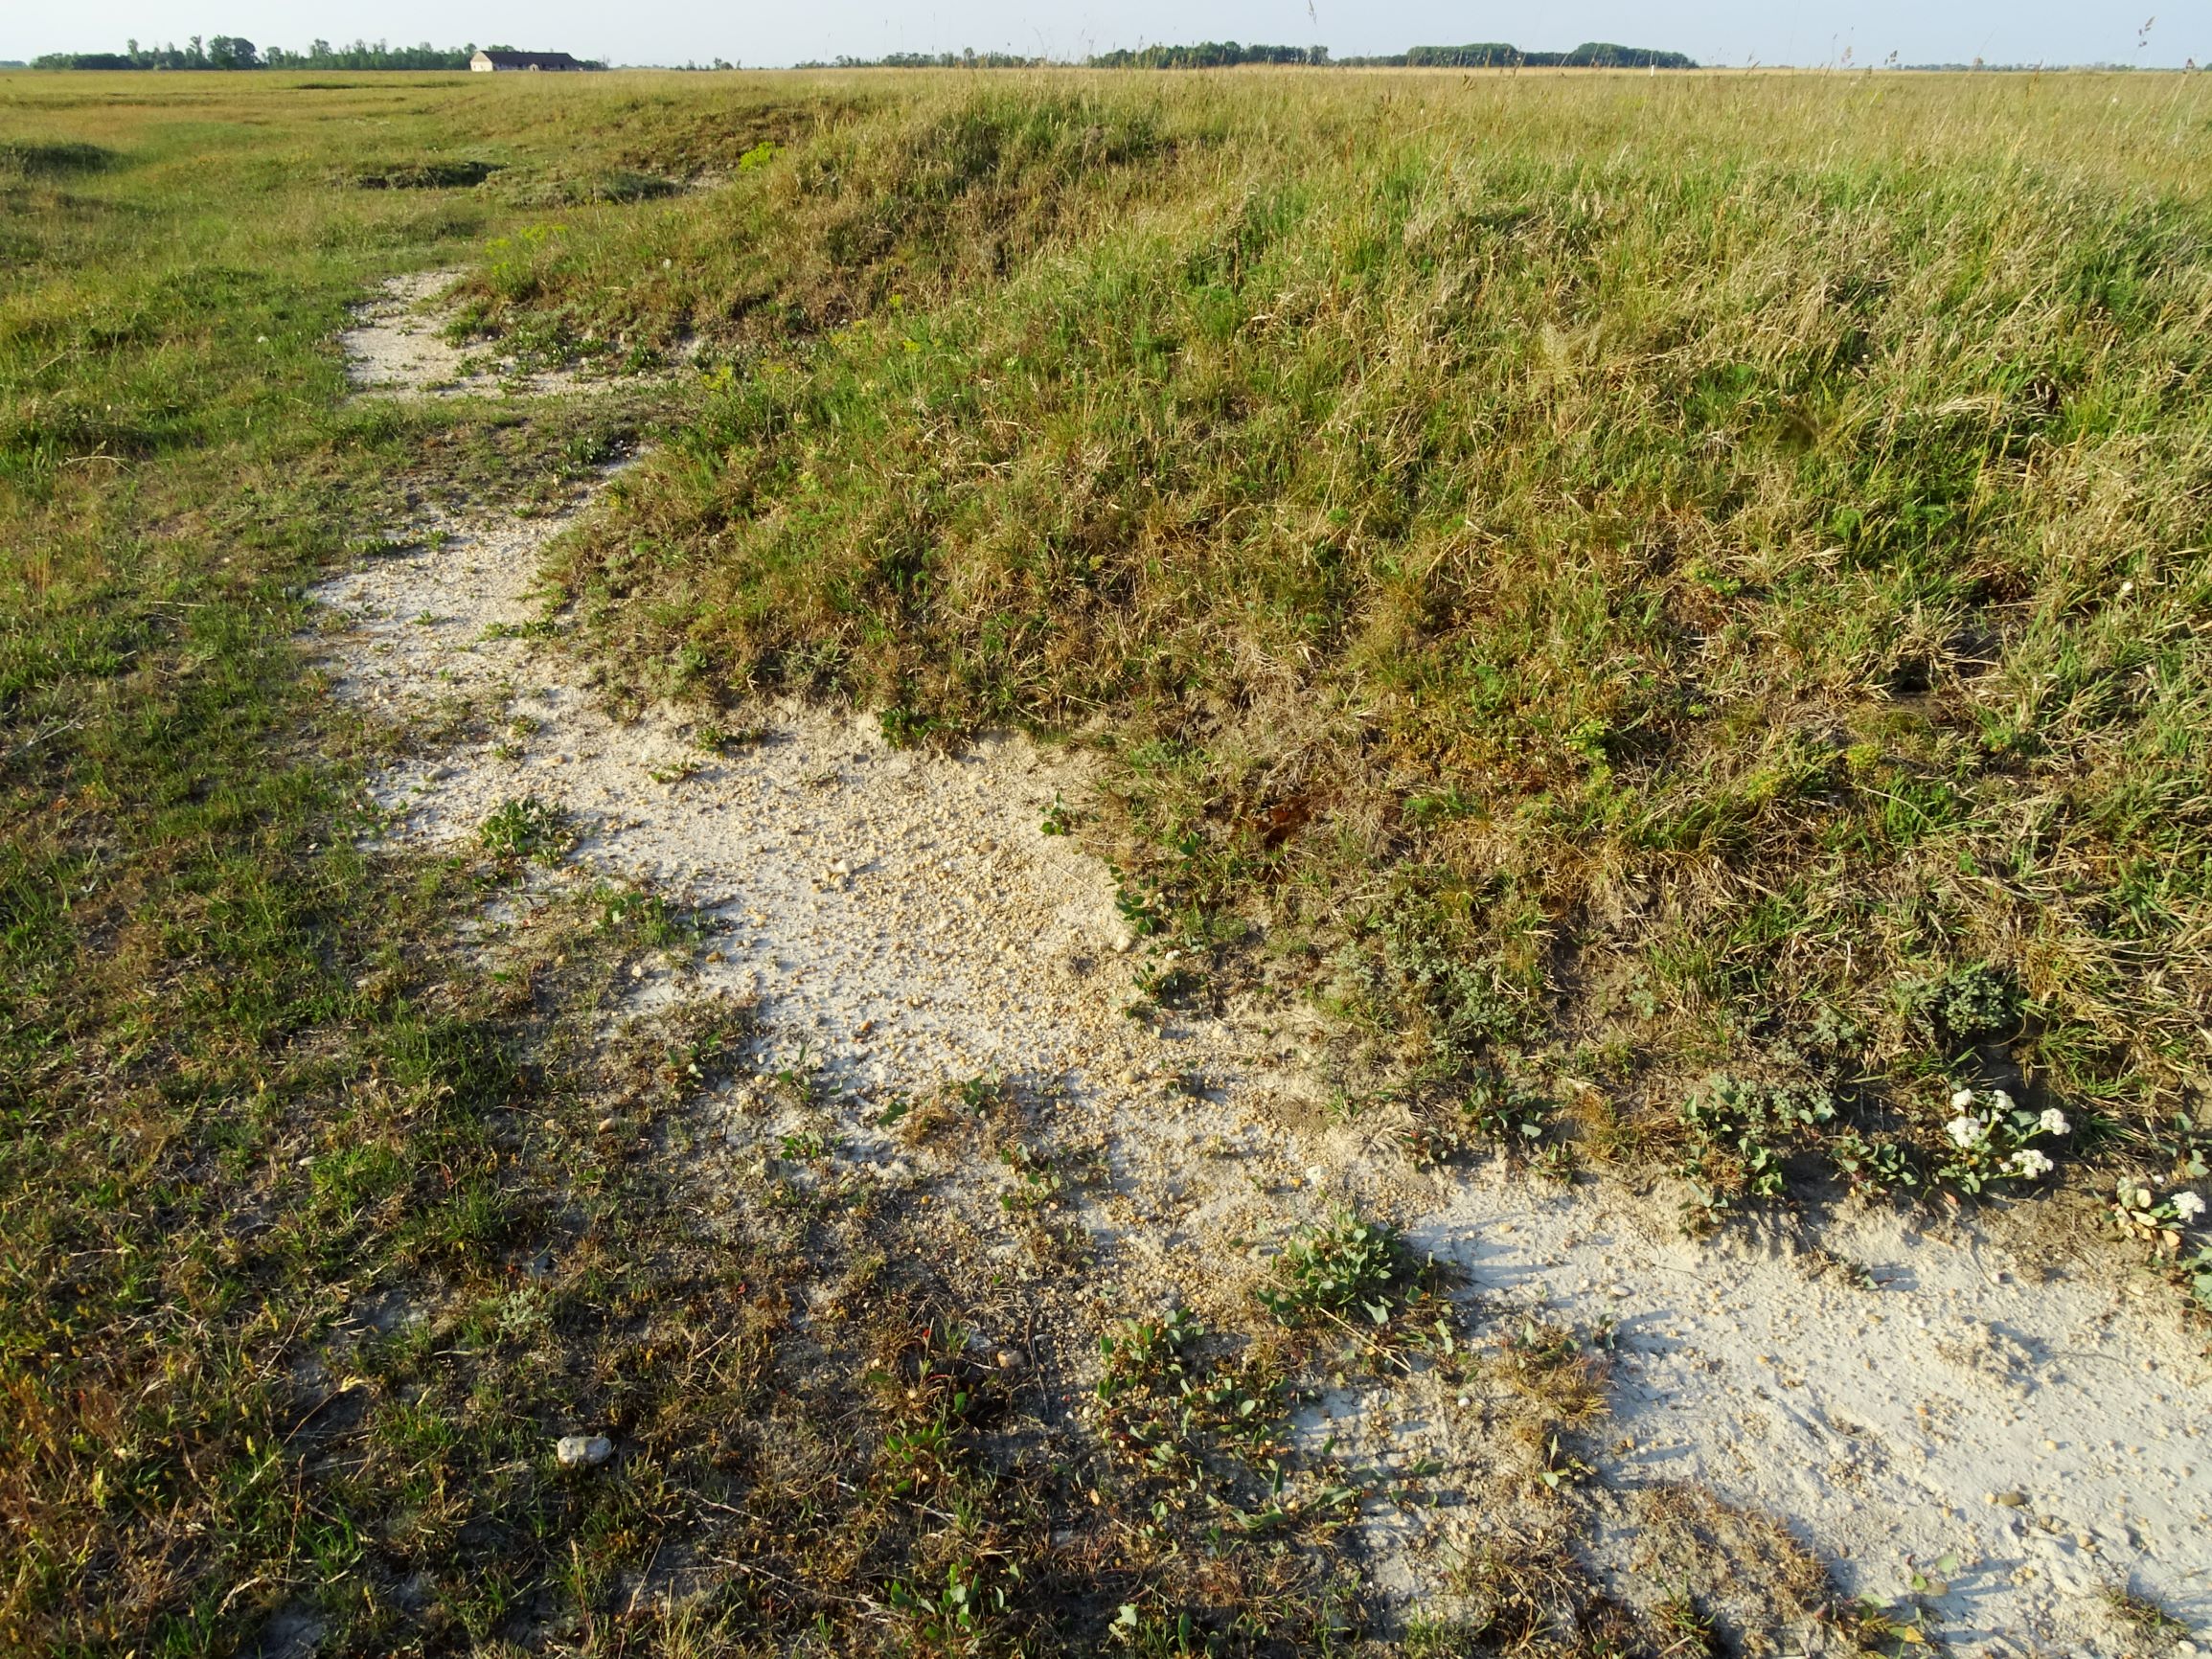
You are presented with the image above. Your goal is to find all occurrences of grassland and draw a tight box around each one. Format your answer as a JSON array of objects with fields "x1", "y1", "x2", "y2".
[{"x1": 2, "y1": 63, "x2": 2209, "y2": 1658}]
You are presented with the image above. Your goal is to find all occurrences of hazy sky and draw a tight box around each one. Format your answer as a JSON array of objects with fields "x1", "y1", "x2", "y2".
[{"x1": 6, "y1": 2, "x2": 2201, "y2": 70}]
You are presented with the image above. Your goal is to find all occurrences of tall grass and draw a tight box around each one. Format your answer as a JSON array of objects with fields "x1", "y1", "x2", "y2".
[{"x1": 0, "y1": 69, "x2": 831, "y2": 1656}]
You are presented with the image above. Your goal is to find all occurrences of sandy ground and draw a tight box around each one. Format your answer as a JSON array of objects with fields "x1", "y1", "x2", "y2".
[
  {"x1": 339, "y1": 270, "x2": 645, "y2": 398},
  {"x1": 308, "y1": 284, "x2": 2212, "y2": 1656}
]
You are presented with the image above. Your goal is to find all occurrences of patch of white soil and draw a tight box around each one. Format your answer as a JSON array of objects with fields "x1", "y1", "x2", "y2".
[
  {"x1": 1388, "y1": 1178, "x2": 2209, "y2": 1650},
  {"x1": 312, "y1": 291, "x2": 2211, "y2": 1657},
  {"x1": 339, "y1": 270, "x2": 636, "y2": 398}
]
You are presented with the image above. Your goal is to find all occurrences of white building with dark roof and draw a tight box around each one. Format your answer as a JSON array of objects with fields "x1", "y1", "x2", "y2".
[{"x1": 469, "y1": 49, "x2": 589, "y2": 72}]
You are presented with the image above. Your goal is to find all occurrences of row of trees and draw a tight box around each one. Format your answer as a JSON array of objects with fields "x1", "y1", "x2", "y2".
[
  {"x1": 795, "y1": 49, "x2": 1040, "y2": 69},
  {"x1": 32, "y1": 38, "x2": 508, "y2": 71},
  {"x1": 1088, "y1": 43, "x2": 1329, "y2": 68},
  {"x1": 801, "y1": 44, "x2": 1329, "y2": 70},
  {"x1": 792, "y1": 39, "x2": 1695, "y2": 72},
  {"x1": 1390, "y1": 42, "x2": 1699, "y2": 69}
]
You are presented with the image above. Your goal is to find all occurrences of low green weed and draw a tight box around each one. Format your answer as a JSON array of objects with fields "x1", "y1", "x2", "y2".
[
  {"x1": 1256, "y1": 1210, "x2": 1421, "y2": 1329},
  {"x1": 2100, "y1": 1581, "x2": 2194, "y2": 1648},
  {"x1": 1677, "y1": 1076, "x2": 1836, "y2": 1220},
  {"x1": 594, "y1": 884, "x2": 684, "y2": 944},
  {"x1": 695, "y1": 720, "x2": 765, "y2": 753},
  {"x1": 1092, "y1": 1307, "x2": 1305, "y2": 1540},
  {"x1": 478, "y1": 794, "x2": 571, "y2": 866}
]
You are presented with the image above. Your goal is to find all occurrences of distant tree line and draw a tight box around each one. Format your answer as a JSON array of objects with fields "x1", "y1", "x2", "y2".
[
  {"x1": 793, "y1": 49, "x2": 1040, "y2": 69},
  {"x1": 30, "y1": 34, "x2": 1694, "y2": 73},
  {"x1": 791, "y1": 39, "x2": 1693, "y2": 71},
  {"x1": 29, "y1": 38, "x2": 601, "y2": 71},
  {"x1": 1346, "y1": 42, "x2": 1699, "y2": 69},
  {"x1": 33, "y1": 35, "x2": 264, "y2": 71},
  {"x1": 267, "y1": 40, "x2": 480, "y2": 70},
  {"x1": 1087, "y1": 43, "x2": 1330, "y2": 68}
]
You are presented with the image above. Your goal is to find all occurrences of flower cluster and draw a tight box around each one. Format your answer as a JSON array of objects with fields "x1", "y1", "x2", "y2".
[
  {"x1": 1936, "y1": 1088, "x2": 2068, "y2": 1193},
  {"x1": 2113, "y1": 1178, "x2": 2208, "y2": 1256}
]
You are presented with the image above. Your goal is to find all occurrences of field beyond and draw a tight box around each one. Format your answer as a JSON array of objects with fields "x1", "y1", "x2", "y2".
[{"x1": 3, "y1": 64, "x2": 2210, "y2": 1657}]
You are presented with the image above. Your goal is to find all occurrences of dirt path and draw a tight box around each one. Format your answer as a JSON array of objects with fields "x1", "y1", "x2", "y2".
[{"x1": 311, "y1": 275, "x2": 2212, "y2": 1655}]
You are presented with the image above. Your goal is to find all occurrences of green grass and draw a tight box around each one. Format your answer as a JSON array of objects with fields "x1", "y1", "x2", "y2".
[{"x1": 4, "y1": 62, "x2": 2211, "y2": 1657}]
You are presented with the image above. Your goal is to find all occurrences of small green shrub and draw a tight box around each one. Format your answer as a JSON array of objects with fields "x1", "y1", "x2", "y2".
[
  {"x1": 1256, "y1": 1210, "x2": 1418, "y2": 1327},
  {"x1": 348, "y1": 158, "x2": 500, "y2": 190},
  {"x1": 478, "y1": 795, "x2": 571, "y2": 866},
  {"x1": 1908, "y1": 962, "x2": 2020, "y2": 1048},
  {"x1": 0, "y1": 139, "x2": 116, "y2": 175},
  {"x1": 488, "y1": 166, "x2": 681, "y2": 207}
]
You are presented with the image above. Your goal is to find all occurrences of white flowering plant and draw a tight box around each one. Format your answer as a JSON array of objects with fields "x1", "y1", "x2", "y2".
[
  {"x1": 1932, "y1": 1088, "x2": 2068, "y2": 1194},
  {"x1": 2111, "y1": 1177, "x2": 2207, "y2": 1257}
]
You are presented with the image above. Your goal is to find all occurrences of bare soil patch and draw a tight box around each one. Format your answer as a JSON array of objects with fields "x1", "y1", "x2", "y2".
[{"x1": 339, "y1": 270, "x2": 647, "y2": 398}]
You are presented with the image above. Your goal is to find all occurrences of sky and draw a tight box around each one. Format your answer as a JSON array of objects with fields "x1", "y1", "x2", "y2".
[{"x1": 5, "y1": 2, "x2": 2201, "y2": 70}]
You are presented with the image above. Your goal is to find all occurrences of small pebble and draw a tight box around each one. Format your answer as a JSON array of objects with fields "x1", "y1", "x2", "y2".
[{"x1": 556, "y1": 1433, "x2": 613, "y2": 1468}]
